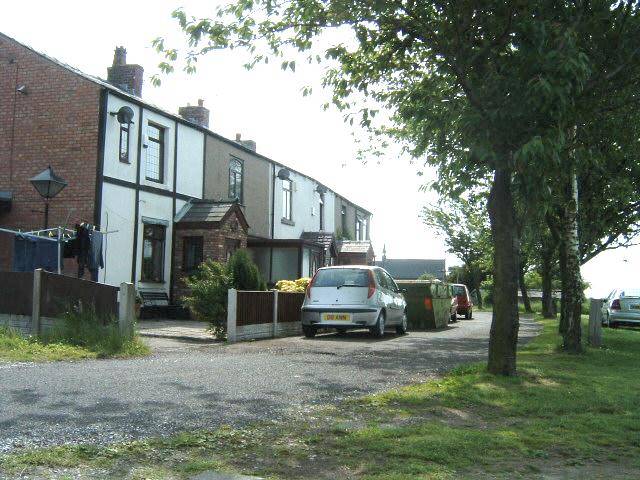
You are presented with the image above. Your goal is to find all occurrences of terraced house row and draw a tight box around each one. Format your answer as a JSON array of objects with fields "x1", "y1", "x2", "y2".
[{"x1": 0, "y1": 33, "x2": 373, "y2": 300}]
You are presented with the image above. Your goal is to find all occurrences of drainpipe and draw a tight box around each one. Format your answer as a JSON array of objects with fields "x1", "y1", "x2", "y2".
[{"x1": 269, "y1": 163, "x2": 276, "y2": 283}]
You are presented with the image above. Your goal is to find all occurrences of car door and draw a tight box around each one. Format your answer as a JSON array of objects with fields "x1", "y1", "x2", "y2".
[
  {"x1": 374, "y1": 269, "x2": 395, "y2": 322},
  {"x1": 383, "y1": 271, "x2": 403, "y2": 324}
]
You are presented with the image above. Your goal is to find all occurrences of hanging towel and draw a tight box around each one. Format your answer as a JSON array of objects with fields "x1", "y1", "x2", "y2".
[
  {"x1": 13, "y1": 234, "x2": 58, "y2": 272},
  {"x1": 88, "y1": 230, "x2": 104, "y2": 281}
]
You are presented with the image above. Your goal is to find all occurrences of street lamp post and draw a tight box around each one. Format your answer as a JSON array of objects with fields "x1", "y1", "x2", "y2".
[{"x1": 30, "y1": 166, "x2": 67, "y2": 229}]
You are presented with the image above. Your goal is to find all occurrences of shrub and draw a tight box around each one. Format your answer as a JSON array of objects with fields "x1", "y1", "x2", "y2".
[
  {"x1": 275, "y1": 277, "x2": 311, "y2": 293},
  {"x1": 182, "y1": 249, "x2": 266, "y2": 336},
  {"x1": 418, "y1": 273, "x2": 436, "y2": 281},
  {"x1": 227, "y1": 249, "x2": 266, "y2": 290}
]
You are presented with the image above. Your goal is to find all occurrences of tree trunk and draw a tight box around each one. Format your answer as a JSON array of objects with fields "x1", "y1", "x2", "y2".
[
  {"x1": 560, "y1": 168, "x2": 583, "y2": 353},
  {"x1": 540, "y1": 253, "x2": 556, "y2": 318},
  {"x1": 487, "y1": 167, "x2": 520, "y2": 375},
  {"x1": 518, "y1": 265, "x2": 532, "y2": 313},
  {"x1": 558, "y1": 238, "x2": 568, "y2": 333}
]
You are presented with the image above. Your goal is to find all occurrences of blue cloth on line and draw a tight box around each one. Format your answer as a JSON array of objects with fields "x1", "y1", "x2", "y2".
[{"x1": 12, "y1": 234, "x2": 58, "y2": 272}]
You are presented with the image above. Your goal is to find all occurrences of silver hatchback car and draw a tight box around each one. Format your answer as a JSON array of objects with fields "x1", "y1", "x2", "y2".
[
  {"x1": 602, "y1": 288, "x2": 640, "y2": 328},
  {"x1": 301, "y1": 266, "x2": 408, "y2": 338}
]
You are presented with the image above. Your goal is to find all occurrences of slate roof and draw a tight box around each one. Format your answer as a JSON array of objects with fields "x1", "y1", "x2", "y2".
[
  {"x1": 375, "y1": 258, "x2": 446, "y2": 280},
  {"x1": 175, "y1": 200, "x2": 247, "y2": 228},
  {"x1": 337, "y1": 240, "x2": 373, "y2": 254}
]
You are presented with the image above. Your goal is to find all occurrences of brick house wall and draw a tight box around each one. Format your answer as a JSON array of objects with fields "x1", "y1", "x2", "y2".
[
  {"x1": 0, "y1": 34, "x2": 101, "y2": 270},
  {"x1": 172, "y1": 211, "x2": 248, "y2": 301}
]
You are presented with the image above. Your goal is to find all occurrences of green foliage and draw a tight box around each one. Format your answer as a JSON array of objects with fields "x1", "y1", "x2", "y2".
[
  {"x1": 0, "y1": 310, "x2": 149, "y2": 362},
  {"x1": 417, "y1": 273, "x2": 436, "y2": 281},
  {"x1": 183, "y1": 249, "x2": 266, "y2": 333},
  {"x1": 227, "y1": 249, "x2": 266, "y2": 291},
  {"x1": 43, "y1": 307, "x2": 148, "y2": 358},
  {"x1": 183, "y1": 259, "x2": 231, "y2": 329},
  {"x1": 334, "y1": 228, "x2": 353, "y2": 241}
]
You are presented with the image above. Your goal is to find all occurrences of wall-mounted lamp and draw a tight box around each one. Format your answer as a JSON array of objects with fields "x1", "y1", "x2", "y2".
[
  {"x1": 109, "y1": 105, "x2": 135, "y2": 124},
  {"x1": 16, "y1": 84, "x2": 28, "y2": 95},
  {"x1": 277, "y1": 168, "x2": 290, "y2": 180}
]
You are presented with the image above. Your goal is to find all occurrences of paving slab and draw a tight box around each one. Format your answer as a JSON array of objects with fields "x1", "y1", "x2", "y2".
[{"x1": 137, "y1": 320, "x2": 219, "y2": 343}]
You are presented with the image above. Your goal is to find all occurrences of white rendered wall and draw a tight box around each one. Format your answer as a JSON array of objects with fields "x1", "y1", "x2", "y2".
[
  {"x1": 100, "y1": 182, "x2": 136, "y2": 286},
  {"x1": 103, "y1": 94, "x2": 140, "y2": 184},
  {"x1": 176, "y1": 123, "x2": 204, "y2": 198}
]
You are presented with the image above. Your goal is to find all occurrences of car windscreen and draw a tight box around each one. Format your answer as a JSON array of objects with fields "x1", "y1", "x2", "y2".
[
  {"x1": 620, "y1": 288, "x2": 640, "y2": 298},
  {"x1": 313, "y1": 269, "x2": 370, "y2": 287},
  {"x1": 452, "y1": 285, "x2": 466, "y2": 296}
]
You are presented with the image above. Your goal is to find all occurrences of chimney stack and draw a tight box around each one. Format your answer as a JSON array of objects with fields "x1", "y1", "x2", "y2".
[
  {"x1": 106, "y1": 46, "x2": 144, "y2": 97},
  {"x1": 234, "y1": 132, "x2": 257, "y2": 152},
  {"x1": 179, "y1": 98, "x2": 210, "y2": 128}
]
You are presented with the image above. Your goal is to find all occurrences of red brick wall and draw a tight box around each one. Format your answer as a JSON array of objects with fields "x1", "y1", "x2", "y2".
[
  {"x1": 0, "y1": 34, "x2": 101, "y2": 271},
  {"x1": 172, "y1": 212, "x2": 248, "y2": 301}
]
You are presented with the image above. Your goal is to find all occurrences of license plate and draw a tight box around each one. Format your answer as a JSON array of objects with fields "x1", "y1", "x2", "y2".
[
  {"x1": 630, "y1": 304, "x2": 640, "y2": 310},
  {"x1": 322, "y1": 312, "x2": 351, "y2": 322}
]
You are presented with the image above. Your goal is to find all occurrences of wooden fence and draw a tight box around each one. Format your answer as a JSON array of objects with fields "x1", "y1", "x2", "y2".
[
  {"x1": 0, "y1": 269, "x2": 133, "y2": 336},
  {"x1": 227, "y1": 289, "x2": 304, "y2": 342}
]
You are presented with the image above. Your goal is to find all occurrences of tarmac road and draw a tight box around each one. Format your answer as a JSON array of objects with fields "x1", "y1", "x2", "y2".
[{"x1": 0, "y1": 312, "x2": 539, "y2": 453}]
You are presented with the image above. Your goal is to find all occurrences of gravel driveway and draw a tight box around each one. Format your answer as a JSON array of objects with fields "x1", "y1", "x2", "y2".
[{"x1": 0, "y1": 312, "x2": 539, "y2": 453}]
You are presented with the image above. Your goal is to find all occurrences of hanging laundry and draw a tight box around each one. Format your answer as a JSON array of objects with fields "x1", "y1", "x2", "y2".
[
  {"x1": 88, "y1": 230, "x2": 104, "y2": 282},
  {"x1": 76, "y1": 224, "x2": 91, "y2": 278},
  {"x1": 12, "y1": 234, "x2": 58, "y2": 272}
]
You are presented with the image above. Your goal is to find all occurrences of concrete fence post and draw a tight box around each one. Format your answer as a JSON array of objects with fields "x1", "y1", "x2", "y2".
[
  {"x1": 227, "y1": 289, "x2": 238, "y2": 343},
  {"x1": 31, "y1": 268, "x2": 43, "y2": 336},
  {"x1": 272, "y1": 290, "x2": 279, "y2": 338},
  {"x1": 588, "y1": 298, "x2": 603, "y2": 347},
  {"x1": 119, "y1": 282, "x2": 135, "y2": 337}
]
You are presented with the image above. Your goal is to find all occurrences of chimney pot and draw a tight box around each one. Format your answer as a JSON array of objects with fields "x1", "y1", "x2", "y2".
[
  {"x1": 235, "y1": 133, "x2": 241, "y2": 141},
  {"x1": 107, "y1": 46, "x2": 144, "y2": 97},
  {"x1": 198, "y1": 99, "x2": 204, "y2": 107},
  {"x1": 178, "y1": 99, "x2": 210, "y2": 128},
  {"x1": 113, "y1": 46, "x2": 127, "y2": 66}
]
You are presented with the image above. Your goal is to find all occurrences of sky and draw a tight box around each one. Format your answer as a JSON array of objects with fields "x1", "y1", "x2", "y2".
[{"x1": 1, "y1": 0, "x2": 637, "y2": 298}]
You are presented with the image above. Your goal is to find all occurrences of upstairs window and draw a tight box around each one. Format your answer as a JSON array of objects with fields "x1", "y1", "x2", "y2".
[
  {"x1": 183, "y1": 236, "x2": 203, "y2": 274},
  {"x1": 119, "y1": 124, "x2": 130, "y2": 163},
  {"x1": 356, "y1": 216, "x2": 368, "y2": 241},
  {"x1": 145, "y1": 124, "x2": 164, "y2": 183},
  {"x1": 282, "y1": 179, "x2": 292, "y2": 221},
  {"x1": 228, "y1": 158, "x2": 243, "y2": 202}
]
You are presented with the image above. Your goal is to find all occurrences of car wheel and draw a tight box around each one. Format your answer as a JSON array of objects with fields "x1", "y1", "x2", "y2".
[
  {"x1": 450, "y1": 313, "x2": 457, "y2": 323},
  {"x1": 370, "y1": 312, "x2": 386, "y2": 338},
  {"x1": 302, "y1": 325, "x2": 317, "y2": 338},
  {"x1": 610, "y1": 321, "x2": 619, "y2": 329},
  {"x1": 396, "y1": 312, "x2": 408, "y2": 335},
  {"x1": 465, "y1": 309, "x2": 471, "y2": 320}
]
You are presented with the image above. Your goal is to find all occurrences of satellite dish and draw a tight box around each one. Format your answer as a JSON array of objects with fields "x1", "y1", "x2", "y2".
[
  {"x1": 116, "y1": 106, "x2": 134, "y2": 124},
  {"x1": 277, "y1": 168, "x2": 291, "y2": 180}
]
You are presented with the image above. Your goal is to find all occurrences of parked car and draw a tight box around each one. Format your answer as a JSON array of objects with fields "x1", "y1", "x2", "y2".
[
  {"x1": 452, "y1": 284, "x2": 473, "y2": 319},
  {"x1": 301, "y1": 266, "x2": 408, "y2": 338},
  {"x1": 601, "y1": 288, "x2": 640, "y2": 328}
]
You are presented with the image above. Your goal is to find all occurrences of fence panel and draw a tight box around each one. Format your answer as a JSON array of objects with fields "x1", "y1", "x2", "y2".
[
  {"x1": 0, "y1": 271, "x2": 34, "y2": 316},
  {"x1": 236, "y1": 291, "x2": 274, "y2": 326},
  {"x1": 40, "y1": 271, "x2": 119, "y2": 322},
  {"x1": 277, "y1": 292, "x2": 304, "y2": 324}
]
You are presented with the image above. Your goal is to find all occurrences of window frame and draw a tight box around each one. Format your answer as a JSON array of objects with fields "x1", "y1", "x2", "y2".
[
  {"x1": 341, "y1": 205, "x2": 347, "y2": 233},
  {"x1": 319, "y1": 195, "x2": 325, "y2": 231},
  {"x1": 228, "y1": 157, "x2": 244, "y2": 203},
  {"x1": 119, "y1": 123, "x2": 130, "y2": 163},
  {"x1": 282, "y1": 179, "x2": 293, "y2": 221},
  {"x1": 145, "y1": 123, "x2": 165, "y2": 183},
  {"x1": 183, "y1": 236, "x2": 204, "y2": 274},
  {"x1": 141, "y1": 223, "x2": 166, "y2": 283}
]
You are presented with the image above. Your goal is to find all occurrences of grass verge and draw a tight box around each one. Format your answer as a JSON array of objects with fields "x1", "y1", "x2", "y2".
[
  {"x1": 0, "y1": 308, "x2": 149, "y2": 362},
  {"x1": 1, "y1": 317, "x2": 639, "y2": 479}
]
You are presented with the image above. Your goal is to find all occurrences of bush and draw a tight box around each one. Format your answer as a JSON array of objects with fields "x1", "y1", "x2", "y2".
[
  {"x1": 182, "y1": 249, "x2": 266, "y2": 336},
  {"x1": 480, "y1": 276, "x2": 494, "y2": 305},
  {"x1": 275, "y1": 277, "x2": 311, "y2": 293}
]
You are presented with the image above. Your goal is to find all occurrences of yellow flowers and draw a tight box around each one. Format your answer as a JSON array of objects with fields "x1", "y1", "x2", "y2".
[{"x1": 275, "y1": 277, "x2": 311, "y2": 293}]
